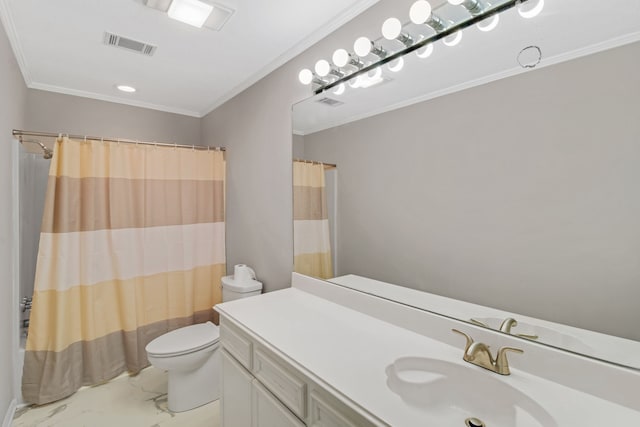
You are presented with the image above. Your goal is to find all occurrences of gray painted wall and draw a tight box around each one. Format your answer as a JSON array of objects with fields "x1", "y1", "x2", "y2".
[
  {"x1": 302, "y1": 42, "x2": 640, "y2": 340},
  {"x1": 200, "y1": 0, "x2": 406, "y2": 292},
  {"x1": 201, "y1": 67, "x2": 304, "y2": 291},
  {"x1": 0, "y1": 18, "x2": 26, "y2": 421},
  {"x1": 25, "y1": 89, "x2": 201, "y2": 146},
  {"x1": 292, "y1": 134, "x2": 305, "y2": 159}
]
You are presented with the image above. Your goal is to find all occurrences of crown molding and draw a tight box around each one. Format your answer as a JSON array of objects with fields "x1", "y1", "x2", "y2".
[
  {"x1": 2, "y1": 0, "x2": 379, "y2": 119},
  {"x1": 199, "y1": 0, "x2": 380, "y2": 117},
  {"x1": 0, "y1": 0, "x2": 32, "y2": 86},
  {"x1": 29, "y1": 82, "x2": 202, "y2": 118},
  {"x1": 1, "y1": 0, "x2": 199, "y2": 117}
]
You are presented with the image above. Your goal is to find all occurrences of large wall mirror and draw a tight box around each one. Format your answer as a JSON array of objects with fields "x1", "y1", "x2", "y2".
[{"x1": 292, "y1": 0, "x2": 640, "y2": 369}]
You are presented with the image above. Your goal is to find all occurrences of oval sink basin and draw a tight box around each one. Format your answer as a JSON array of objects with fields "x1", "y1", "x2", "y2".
[
  {"x1": 472, "y1": 317, "x2": 592, "y2": 353},
  {"x1": 386, "y1": 357, "x2": 557, "y2": 427}
]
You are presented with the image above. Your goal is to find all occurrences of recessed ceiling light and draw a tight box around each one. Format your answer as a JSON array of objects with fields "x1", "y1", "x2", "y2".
[
  {"x1": 117, "y1": 85, "x2": 136, "y2": 93},
  {"x1": 168, "y1": 0, "x2": 214, "y2": 28}
]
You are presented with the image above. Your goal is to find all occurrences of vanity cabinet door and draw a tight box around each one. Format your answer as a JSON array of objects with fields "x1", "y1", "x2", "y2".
[
  {"x1": 253, "y1": 347, "x2": 307, "y2": 419},
  {"x1": 308, "y1": 387, "x2": 378, "y2": 427},
  {"x1": 252, "y1": 379, "x2": 305, "y2": 427},
  {"x1": 221, "y1": 350, "x2": 253, "y2": 427}
]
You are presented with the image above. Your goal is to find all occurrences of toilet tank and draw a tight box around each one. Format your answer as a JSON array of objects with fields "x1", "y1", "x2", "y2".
[{"x1": 221, "y1": 276, "x2": 263, "y2": 302}]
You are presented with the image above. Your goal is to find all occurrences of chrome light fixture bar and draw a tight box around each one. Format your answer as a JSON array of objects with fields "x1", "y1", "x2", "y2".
[
  {"x1": 299, "y1": 0, "x2": 539, "y2": 95},
  {"x1": 449, "y1": 0, "x2": 487, "y2": 16}
]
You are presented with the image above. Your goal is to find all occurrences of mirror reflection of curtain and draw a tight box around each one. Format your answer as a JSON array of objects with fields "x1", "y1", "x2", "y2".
[
  {"x1": 293, "y1": 161, "x2": 333, "y2": 279},
  {"x1": 22, "y1": 137, "x2": 226, "y2": 405}
]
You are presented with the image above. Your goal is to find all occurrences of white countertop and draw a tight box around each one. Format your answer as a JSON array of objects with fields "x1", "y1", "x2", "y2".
[{"x1": 216, "y1": 283, "x2": 640, "y2": 426}]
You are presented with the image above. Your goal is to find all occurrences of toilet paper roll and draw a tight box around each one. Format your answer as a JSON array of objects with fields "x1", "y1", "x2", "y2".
[{"x1": 234, "y1": 264, "x2": 256, "y2": 284}]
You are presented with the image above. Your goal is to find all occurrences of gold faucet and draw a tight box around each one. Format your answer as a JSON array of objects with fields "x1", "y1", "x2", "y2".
[
  {"x1": 470, "y1": 317, "x2": 539, "y2": 341},
  {"x1": 500, "y1": 318, "x2": 539, "y2": 340},
  {"x1": 499, "y1": 317, "x2": 518, "y2": 333},
  {"x1": 452, "y1": 329, "x2": 523, "y2": 375}
]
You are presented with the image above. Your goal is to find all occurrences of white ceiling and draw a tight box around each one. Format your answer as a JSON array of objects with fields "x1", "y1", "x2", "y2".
[
  {"x1": 293, "y1": 0, "x2": 640, "y2": 135},
  {"x1": 0, "y1": 0, "x2": 378, "y2": 117}
]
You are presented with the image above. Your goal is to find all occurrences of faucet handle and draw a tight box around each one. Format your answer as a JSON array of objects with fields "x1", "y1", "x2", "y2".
[
  {"x1": 452, "y1": 329, "x2": 474, "y2": 352},
  {"x1": 469, "y1": 318, "x2": 489, "y2": 328},
  {"x1": 515, "y1": 333, "x2": 539, "y2": 340},
  {"x1": 495, "y1": 346, "x2": 524, "y2": 375},
  {"x1": 499, "y1": 317, "x2": 518, "y2": 333},
  {"x1": 499, "y1": 318, "x2": 539, "y2": 340}
]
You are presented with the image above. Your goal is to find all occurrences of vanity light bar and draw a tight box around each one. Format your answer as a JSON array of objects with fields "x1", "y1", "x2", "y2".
[{"x1": 299, "y1": 0, "x2": 542, "y2": 95}]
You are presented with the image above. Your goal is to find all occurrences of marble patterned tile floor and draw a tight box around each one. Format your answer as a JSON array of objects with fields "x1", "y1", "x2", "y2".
[{"x1": 13, "y1": 367, "x2": 220, "y2": 427}]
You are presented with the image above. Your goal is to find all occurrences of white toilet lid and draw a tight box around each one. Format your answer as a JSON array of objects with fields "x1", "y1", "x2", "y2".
[{"x1": 146, "y1": 321, "x2": 220, "y2": 357}]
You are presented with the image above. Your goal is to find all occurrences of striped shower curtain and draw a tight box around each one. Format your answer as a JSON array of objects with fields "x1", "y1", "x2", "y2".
[
  {"x1": 23, "y1": 137, "x2": 226, "y2": 405},
  {"x1": 293, "y1": 161, "x2": 333, "y2": 279}
]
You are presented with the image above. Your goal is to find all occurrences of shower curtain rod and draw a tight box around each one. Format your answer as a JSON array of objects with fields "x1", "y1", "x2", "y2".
[
  {"x1": 293, "y1": 158, "x2": 337, "y2": 169},
  {"x1": 12, "y1": 129, "x2": 226, "y2": 152}
]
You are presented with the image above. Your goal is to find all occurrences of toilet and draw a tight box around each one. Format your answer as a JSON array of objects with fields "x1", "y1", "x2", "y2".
[{"x1": 145, "y1": 271, "x2": 263, "y2": 412}]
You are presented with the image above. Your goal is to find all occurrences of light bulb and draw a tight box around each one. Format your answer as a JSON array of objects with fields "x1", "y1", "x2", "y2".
[
  {"x1": 348, "y1": 75, "x2": 362, "y2": 89},
  {"x1": 314, "y1": 59, "x2": 331, "y2": 77},
  {"x1": 359, "y1": 68, "x2": 384, "y2": 88},
  {"x1": 333, "y1": 83, "x2": 345, "y2": 95},
  {"x1": 382, "y1": 17, "x2": 402, "y2": 40},
  {"x1": 368, "y1": 67, "x2": 382, "y2": 80},
  {"x1": 447, "y1": 0, "x2": 464, "y2": 5},
  {"x1": 332, "y1": 49, "x2": 349, "y2": 67},
  {"x1": 443, "y1": 30, "x2": 462, "y2": 46},
  {"x1": 416, "y1": 42, "x2": 433, "y2": 58},
  {"x1": 387, "y1": 57, "x2": 404, "y2": 72},
  {"x1": 518, "y1": 0, "x2": 544, "y2": 18},
  {"x1": 298, "y1": 69, "x2": 313, "y2": 85},
  {"x1": 477, "y1": 14, "x2": 499, "y2": 32},
  {"x1": 116, "y1": 85, "x2": 136, "y2": 93},
  {"x1": 354, "y1": 36, "x2": 372, "y2": 57},
  {"x1": 410, "y1": 0, "x2": 432, "y2": 25}
]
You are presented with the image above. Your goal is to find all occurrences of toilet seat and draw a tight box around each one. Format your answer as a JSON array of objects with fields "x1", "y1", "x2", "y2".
[{"x1": 146, "y1": 321, "x2": 220, "y2": 358}]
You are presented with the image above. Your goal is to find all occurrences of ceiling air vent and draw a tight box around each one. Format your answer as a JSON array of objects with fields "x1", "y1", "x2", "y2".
[
  {"x1": 315, "y1": 97, "x2": 344, "y2": 107},
  {"x1": 104, "y1": 32, "x2": 157, "y2": 56}
]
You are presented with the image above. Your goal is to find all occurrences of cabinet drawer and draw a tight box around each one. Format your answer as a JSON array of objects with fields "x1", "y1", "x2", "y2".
[
  {"x1": 253, "y1": 347, "x2": 307, "y2": 420},
  {"x1": 221, "y1": 320, "x2": 253, "y2": 370},
  {"x1": 309, "y1": 389, "x2": 377, "y2": 427}
]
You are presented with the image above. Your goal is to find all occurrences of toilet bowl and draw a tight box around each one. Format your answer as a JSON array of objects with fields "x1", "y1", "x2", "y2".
[
  {"x1": 145, "y1": 269, "x2": 263, "y2": 412},
  {"x1": 146, "y1": 321, "x2": 220, "y2": 412}
]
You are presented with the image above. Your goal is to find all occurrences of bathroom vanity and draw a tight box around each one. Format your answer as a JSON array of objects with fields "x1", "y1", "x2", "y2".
[
  {"x1": 218, "y1": 315, "x2": 379, "y2": 427},
  {"x1": 215, "y1": 273, "x2": 640, "y2": 426}
]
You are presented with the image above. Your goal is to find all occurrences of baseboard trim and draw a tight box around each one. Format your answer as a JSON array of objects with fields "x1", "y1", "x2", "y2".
[{"x1": 2, "y1": 399, "x2": 17, "y2": 427}]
